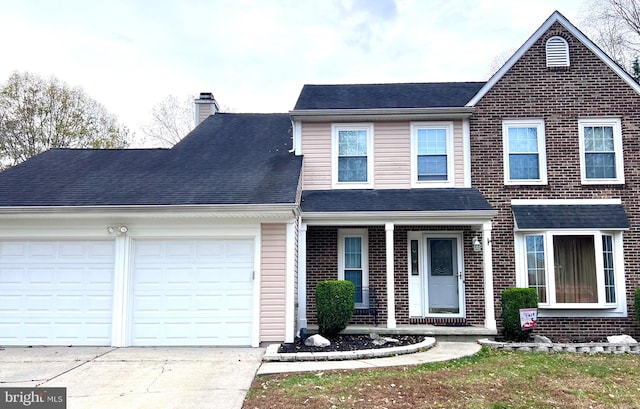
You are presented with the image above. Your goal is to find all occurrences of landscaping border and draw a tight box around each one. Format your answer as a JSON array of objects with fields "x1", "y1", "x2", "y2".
[
  {"x1": 263, "y1": 337, "x2": 436, "y2": 362},
  {"x1": 478, "y1": 338, "x2": 640, "y2": 354}
]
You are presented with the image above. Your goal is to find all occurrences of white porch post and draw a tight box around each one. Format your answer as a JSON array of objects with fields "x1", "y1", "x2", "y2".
[
  {"x1": 297, "y1": 222, "x2": 308, "y2": 334},
  {"x1": 285, "y1": 221, "x2": 296, "y2": 343},
  {"x1": 482, "y1": 221, "x2": 497, "y2": 331},
  {"x1": 385, "y1": 222, "x2": 396, "y2": 328}
]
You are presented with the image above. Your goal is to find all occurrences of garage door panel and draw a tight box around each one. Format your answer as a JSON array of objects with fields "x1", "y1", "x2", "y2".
[
  {"x1": 131, "y1": 239, "x2": 254, "y2": 346},
  {"x1": 0, "y1": 240, "x2": 114, "y2": 346}
]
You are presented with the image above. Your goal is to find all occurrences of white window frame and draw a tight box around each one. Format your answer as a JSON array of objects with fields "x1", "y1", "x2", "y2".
[
  {"x1": 514, "y1": 230, "x2": 625, "y2": 314},
  {"x1": 337, "y1": 228, "x2": 369, "y2": 308},
  {"x1": 332, "y1": 123, "x2": 374, "y2": 189},
  {"x1": 578, "y1": 118, "x2": 624, "y2": 185},
  {"x1": 502, "y1": 119, "x2": 547, "y2": 185},
  {"x1": 410, "y1": 122, "x2": 455, "y2": 187}
]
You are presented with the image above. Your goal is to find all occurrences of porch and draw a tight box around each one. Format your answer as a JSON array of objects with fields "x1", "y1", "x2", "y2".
[{"x1": 297, "y1": 188, "x2": 498, "y2": 340}]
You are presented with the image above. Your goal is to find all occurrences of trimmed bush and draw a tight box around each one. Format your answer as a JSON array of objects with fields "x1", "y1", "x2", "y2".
[
  {"x1": 316, "y1": 280, "x2": 355, "y2": 338},
  {"x1": 501, "y1": 288, "x2": 538, "y2": 341},
  {"x1": 635, "y1": 287, "x2": 640, "y2": 323}
]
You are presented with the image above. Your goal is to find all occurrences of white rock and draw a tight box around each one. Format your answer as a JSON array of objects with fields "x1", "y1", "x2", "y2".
[
  {"x1": 533, "y1": 335, "x2": 552, "y2": 344},
  {"x1": 607, "y1": 334, "x2": 638, "y2": 344},
  {"x1": 304, "y1": 334, "x2": 330, "y2": 347},
  {"x1": 369, "y1": 333, "x2": 381, "y2": 340}
]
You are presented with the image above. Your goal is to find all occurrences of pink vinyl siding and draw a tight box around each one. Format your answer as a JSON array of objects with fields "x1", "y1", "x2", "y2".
[
  {"x1": 301, "y1": 122, "x2": 332, "y2": 190},
  {"x1": 453, "y1": 120, "x2": 465, "y2": 186},
  {"x1": 300, "y1": 119, "x2": 466, "y2": 189},
  {"x1": 260, "y1": 223, "x2": 287, "y2": 342},
  {"x1": 374, "y1": 122, "x2": 411, "y2": 189}
]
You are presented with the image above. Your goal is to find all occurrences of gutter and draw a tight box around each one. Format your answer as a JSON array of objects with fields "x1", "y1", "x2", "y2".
[{"x1": 301, "y1": 209, "x2": 498, "y2": 222}]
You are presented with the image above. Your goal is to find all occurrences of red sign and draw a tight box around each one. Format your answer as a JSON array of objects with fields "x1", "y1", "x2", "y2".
[{"x1": 519, "y1": 308, "x2": 538, "y2": 330}]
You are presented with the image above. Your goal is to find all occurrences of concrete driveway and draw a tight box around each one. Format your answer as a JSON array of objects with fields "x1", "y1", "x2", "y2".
[{"x1": 0, "y1": 346, "x2": 264, "y2": 409}]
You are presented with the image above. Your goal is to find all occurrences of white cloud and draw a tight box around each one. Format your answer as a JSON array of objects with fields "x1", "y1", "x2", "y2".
[{"x1": 0, "y1": 0, "x2": 586, "y2": 145}]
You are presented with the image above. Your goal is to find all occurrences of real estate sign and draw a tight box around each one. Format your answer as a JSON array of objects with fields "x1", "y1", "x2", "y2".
[{"x1": 519, "y1": 308, "x2": 538, "y2": 330}]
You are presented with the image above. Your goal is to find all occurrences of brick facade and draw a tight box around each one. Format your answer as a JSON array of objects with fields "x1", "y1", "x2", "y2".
[
  {"x1": 305, "y1": 225, "x2": 486, "y2": 326},
  {"x1": 470, "y1": 21, "x2": 640, "y2": 340}
]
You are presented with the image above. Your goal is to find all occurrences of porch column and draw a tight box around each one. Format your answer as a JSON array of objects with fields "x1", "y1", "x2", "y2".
[
  {"x1": 385, "y1": 222, "x2": 396, "y2": 328},
  {"x1": 297, "y1": 222, "x2": 308, "y2": 334},
  {"x1": 482, "y1": 221, "x2": 497, "y2": 331}
]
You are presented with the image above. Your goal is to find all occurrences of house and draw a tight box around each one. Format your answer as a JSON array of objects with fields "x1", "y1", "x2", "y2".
[{"x1": 0, "y1": 10, "x2": 638, "y2": 347}]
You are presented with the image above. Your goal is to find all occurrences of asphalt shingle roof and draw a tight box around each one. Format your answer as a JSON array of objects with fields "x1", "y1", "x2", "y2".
[
  {"x1": 301, "y1": 188, "x2": 493, "y2": 213},
  {"x1": 293, "y1": 82, "x2": 486, "y2": 110},
  {"x1": 512, "y1": 205, "x2": 630, "y2": 229},
  {"x1": 0, "y1": 113, "x2": 302, "y2": 207}
]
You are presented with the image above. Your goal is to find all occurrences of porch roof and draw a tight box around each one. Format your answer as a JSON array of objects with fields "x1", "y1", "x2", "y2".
[
  {"x1": 301, "y1": 188, "x2": 494, "y2": 214},
  {"x1": 512, "y1": 204, "x2": 630, "y2": 230}
]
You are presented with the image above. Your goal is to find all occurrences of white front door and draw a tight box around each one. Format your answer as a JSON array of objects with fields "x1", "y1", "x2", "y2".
[{"x1": 425, "y1": 236, "x2": 463, "y2": 315}]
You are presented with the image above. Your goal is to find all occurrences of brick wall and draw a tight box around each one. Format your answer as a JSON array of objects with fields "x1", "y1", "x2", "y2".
[
  {"x1": 305, "y1": 225, "x2": 487, "y2": 326},
  {"x1": 471, "y1": 21, "x2": 640, "y2": 339}
]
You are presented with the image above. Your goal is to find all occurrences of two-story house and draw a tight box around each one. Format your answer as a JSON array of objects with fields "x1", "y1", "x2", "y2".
[{"x1": 0, "y1": 11, "x2": 638, "y2": 347}]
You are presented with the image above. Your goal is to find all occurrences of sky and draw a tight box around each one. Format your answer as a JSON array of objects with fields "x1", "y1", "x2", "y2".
[{"x1": 0, "y1": 0, "x2": 588, "y2": 146}]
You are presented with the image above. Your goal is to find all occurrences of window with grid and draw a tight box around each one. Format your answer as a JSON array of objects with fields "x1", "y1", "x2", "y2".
[
  {"x1": 411, "y1": 122, "x2": 454, "y2": 186},
  {"x1": 332, "y1": 124, "x2": 373, "y2": 188},
  {"x1": 503, "y1": 119, "x2": 546, "y2": 185},
  {"x1": 579, "y1": 118, "x2": 624, "y2": 184}
]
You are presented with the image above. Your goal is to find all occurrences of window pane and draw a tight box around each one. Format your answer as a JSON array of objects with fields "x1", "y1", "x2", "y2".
[
  {"x1": 553, "y1": 235, "x2": 597, "y2": 303},
  {"x1": 338, "y1": 157, "x2": 367, "y2": 182},
  {"x1": 585, "y1": 153, "x2": 616, "y2": 179},
  {"x1": 509, "y1": 154, "x2": 540, "y2": 179},
  {"x1": 345, "y1": 270, "x2": 363, "y2": 304},
  {"x1": 508, "y1": 127, "x2": 538, "y2": 153},
  {"x1": 338, "y1": 130, "x2": 367, "y2": 156},
  {"x1": 417, "y1": 155, "x2": 447, "y2": 180},
  {"x1": 526, "y1": 235, "x2": 546, "y2": 303},
  {"x1": 584, "y1": 126, "x2": 614, "y2": 152},
  {"x1": 602, "y1": 235, "x2": 616, "y2": 303},
  {"x1": 417, "y1": 128, "x2": 447, "y2": 155},
  {"x1": 344, "y1": 237, "x2": 362, "y2": 269}
]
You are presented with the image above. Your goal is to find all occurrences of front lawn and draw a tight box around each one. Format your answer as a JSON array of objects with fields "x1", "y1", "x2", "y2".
[{"x1": 244, "y1": 347, "x2": 640, "y2": 409}]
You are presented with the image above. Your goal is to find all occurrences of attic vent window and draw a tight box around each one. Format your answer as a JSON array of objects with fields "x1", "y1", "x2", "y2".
[{"x1": 546, "y1": 36, "x2": 570, "y2": 67}]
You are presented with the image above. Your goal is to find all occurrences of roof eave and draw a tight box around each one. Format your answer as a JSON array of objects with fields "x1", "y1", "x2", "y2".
[
  {"x1": 301, "y1": 209, "x2": 497, "y2": 225},
  {"x1": 290, "y1": 107, "x2": 475, "y2": 122},
  {"x1": 0, "y1": 203, "x2": 300, "y2": 219}
]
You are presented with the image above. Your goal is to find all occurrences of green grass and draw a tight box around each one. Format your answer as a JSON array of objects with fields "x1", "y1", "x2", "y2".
[{"x1": 246, "y1": 347, "x2": 640, "y2": 409}]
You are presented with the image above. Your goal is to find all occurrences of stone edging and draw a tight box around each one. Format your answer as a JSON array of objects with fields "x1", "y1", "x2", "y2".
[
  {"x1": 263, "y1": 337, "x2": 436, "y2": 362},
  {"x1": 478, "y1": 338, "x2": 640, "y2": 354}
]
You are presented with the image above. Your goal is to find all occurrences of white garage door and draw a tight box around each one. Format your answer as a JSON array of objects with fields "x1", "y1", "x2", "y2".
[
  {"x1": 131, "y1": 239, "x2": 254, "y2": 346},
  {"x1": 0, "y1": 240, "x2": 114, "y2": 346}
]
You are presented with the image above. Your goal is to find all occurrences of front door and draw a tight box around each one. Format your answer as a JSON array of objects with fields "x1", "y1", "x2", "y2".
[{"x1": 426, "y1": 237, "x2": 461, "y2": 315}]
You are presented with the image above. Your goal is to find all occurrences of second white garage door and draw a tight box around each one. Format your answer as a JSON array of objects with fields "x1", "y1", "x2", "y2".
[{"x1": 131, "y1": 239, "x2": 254, "y2": 346}]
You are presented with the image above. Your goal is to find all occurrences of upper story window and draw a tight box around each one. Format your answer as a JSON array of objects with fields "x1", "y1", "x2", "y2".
[
  {"x1": 502, "y1": 119, "x2": 547, "y2": 185},
  {"x1": 410, "y1": 122, "x2": 454, "y2": 187},
  {"x1": 332, "y1": 124, "x2": 374, "y2": 188},
  {"x1": 546, "y1": 36, "x2": 570, "y2": 67},
  {"x1": 578, "y1": 118, "x2": 624, "y2": 184}
]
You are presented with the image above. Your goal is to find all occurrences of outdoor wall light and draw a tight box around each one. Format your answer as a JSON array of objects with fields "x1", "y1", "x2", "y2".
[
  {"x1": 107, "y1": 225, "x2": 129, "y2": 236},
  {"x1": 472, "y1": 236, "x2": 482, "y2": 252}
]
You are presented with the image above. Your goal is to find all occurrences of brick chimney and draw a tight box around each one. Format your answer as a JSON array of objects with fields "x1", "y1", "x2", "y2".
[{"x1": 194, "y1": 92, "x2": 220, "y2": 126}]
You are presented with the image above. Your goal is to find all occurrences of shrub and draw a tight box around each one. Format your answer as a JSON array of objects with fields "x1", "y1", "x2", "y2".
[
  {"x1": 501, "y1": 288, "x2": 538, "y2": 341},
  {"x1": 316, "y1": 280, "x2": 355, "y2": 338},
  {"x1": 635, "y1": 287, "x2": 640, "y2": 323}
]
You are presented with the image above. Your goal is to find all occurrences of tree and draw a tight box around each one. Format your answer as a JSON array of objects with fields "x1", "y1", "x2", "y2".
[
  {"x1": 141, "y1": 94, "x2": 196, "y2": 148},
  {"x1": 580, "y1": 0, "x2": 640, "y2": 73},
  {"x1": 0, "y1": 71, "x2": 130, "y2": 169}
]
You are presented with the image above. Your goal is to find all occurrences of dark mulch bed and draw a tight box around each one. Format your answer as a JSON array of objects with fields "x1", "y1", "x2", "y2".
[{"x1": 278, "y1": 334, "x2": 425, "y2": 353}]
